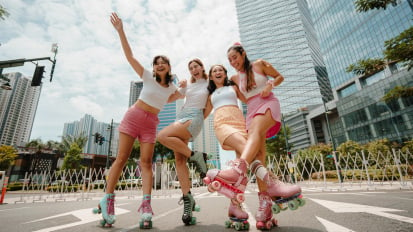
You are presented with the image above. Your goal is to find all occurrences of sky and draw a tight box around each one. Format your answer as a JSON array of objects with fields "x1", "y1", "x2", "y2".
[{"x1": 0, "y1": 0, "x2": 240, "y2": 142}]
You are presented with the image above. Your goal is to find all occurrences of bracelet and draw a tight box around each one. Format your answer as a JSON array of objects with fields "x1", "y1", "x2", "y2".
[{"x1": 267, "y1": 79, "x2": 275, "y2": 87}]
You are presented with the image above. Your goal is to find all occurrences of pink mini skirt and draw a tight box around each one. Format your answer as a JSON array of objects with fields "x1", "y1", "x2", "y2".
[{"x1": 246, "y1": 92, "x2": 281, "y2": 138}]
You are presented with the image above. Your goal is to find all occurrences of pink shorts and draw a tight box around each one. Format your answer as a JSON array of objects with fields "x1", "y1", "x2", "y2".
[
  {"x1": 118, "y1": 106, "x2": 159, "y2": 143},
  {"x1": 246, "y1": 92, "x2": 281, "y2": 138}
]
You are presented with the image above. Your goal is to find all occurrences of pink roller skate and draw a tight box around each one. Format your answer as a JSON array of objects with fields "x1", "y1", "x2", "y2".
[
  {"x1": 138, "y1": 198, "x2": 154, "y2": 229},
  {"x1": 255, "y1": 192, "x2": 278, "y2": 230},
  {"x1": 203, "y1": 159, "x2": 248, "y2": 203},
  {"x1": 225, "y1": 199, "x2": 250, "y2": 230},
  {"x1": 264, "y1": 173, "x2": 305, "y2": 214},
  {"x1": 92, "y1": 193, "x2": 115, "y2": 227},
  {"x1": 251, "y1": 160, "x2": 305, "y2": 214}
]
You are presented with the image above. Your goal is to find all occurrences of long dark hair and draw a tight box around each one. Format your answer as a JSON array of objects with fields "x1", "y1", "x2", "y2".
[
  {"x1": 227, "y1": 44, "x2": 255, "y2": 91},
  {"x1": 188, "y1": 58, "x2": 208, "y2": 83},
  {"x1": 207, "y1": 64, "x2": 234, "y2": 94},
  {"x1": 152, "y1": 55, "x2": 173, "y2": 85}
]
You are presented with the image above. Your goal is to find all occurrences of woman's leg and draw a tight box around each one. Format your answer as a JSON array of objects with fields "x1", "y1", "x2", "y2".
[
  {"x1": 139, "y1": 142, "x2": 156, "y2": 195},
  {"x1": 106, "y1": 132, "x2": 135, "y2": 193},
  {"x1": 158, "y1": 121, "x2": 207, "y2": 178}
]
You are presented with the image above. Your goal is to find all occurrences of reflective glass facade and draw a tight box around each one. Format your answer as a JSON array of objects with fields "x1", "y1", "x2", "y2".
[
  {"x1": 308, "y1": 0, "x2": 413, "y2": 88},
  {"x1": 234, "y1": 0, "x2": 333, "y2": 113}
]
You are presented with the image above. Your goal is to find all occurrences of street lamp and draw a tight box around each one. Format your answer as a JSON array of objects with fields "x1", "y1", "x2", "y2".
[{"x1": 322, "y1": 100, "x2": 343, "y2": 183}]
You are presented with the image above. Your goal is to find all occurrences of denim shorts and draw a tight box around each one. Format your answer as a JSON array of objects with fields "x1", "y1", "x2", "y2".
[{"x1": 176, "y1": 107, "x2": 204, "y2": 141}]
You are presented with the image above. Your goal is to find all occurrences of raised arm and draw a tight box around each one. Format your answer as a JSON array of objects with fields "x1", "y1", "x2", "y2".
[{"x1": 110, "y1": 12, "x2": 144, "y2": 78}]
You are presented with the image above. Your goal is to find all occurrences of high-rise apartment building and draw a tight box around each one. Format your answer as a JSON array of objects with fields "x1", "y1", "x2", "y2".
[
  {"x1": 234, "y1": 0, "x2": 333, "y2": 114},
  {"x1": 307, "y1": 0, "x2": 413, "y2": 145},
  {"x1": 62, "y1": 114, "x2": 119, "y2": 156},
  {"x1": 234, "y1": 0, "x2": 333, "y2": 150},
  {"x1": 0, "y1": 72, "x2": 41, "y2": 146}
]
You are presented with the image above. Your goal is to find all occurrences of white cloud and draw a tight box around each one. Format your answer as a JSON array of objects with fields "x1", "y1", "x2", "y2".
[{"x1": 0, "y1": 0, "x2": 239, "y2": 141}]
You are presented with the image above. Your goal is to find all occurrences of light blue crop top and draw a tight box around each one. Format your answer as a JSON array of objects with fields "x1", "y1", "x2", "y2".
[{"x1": 211, "y1": 86, "x2": 238, "y2": 110}]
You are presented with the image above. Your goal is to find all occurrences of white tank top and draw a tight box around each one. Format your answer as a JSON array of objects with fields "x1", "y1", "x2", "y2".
[
  {"x1": 181, "y1": 79, "x2": 209, "y2": 109},
  {"x1": 211, "y1": 86, "x2": 238, "y2": 110},
  {"x1": 238, "y1": 67, "x2": 268, "y2": 99}
]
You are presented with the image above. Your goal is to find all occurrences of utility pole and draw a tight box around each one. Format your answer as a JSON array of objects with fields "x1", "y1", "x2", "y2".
[{"x1": 106, "y1": 119, "x2": 113, "y2": 170}]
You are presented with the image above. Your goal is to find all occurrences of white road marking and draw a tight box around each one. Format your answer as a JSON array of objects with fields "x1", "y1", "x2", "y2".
[
  {"x1": 316, "y1": 216, "x2": 356, "y2": 232},
  {"x1": 310, "y1": 198, "x2": 413, "y2": 224},
  {"x1": 24, "y1": 206, "x2": 129, "y2": 232}
]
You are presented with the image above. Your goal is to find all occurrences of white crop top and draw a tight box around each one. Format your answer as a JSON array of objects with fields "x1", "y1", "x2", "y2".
[
  {"x1": 181, "y1": 79, "x2": 209, "y2": 109},
  {"x1": 211, "y1": 86, "x2": 239, "y2": 110},
  {"x1": 138, "y1": 69, "x2": 177, "y2": 110},
  {"x1": 237, "y1": 67, "x2": 268, "y2": 99}
]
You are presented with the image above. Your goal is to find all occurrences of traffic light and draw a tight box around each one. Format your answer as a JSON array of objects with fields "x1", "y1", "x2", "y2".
[
  {"x1": 99, "y1": 136, "x2": 105, "y2": 145},
  {"x1": 94, "y1": 133, "x2": 101, "y2": 143},
  {"x1": 31, "y1": 66, "x2": 45, "y2": 86}
]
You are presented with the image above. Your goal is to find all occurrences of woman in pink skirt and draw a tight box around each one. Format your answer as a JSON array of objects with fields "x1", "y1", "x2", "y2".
[{"x1": 209, "y1": 43, "x2": 303, "y2": 229}]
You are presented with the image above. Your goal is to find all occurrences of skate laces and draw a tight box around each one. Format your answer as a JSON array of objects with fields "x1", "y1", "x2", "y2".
[
  {"x1": 227, "y1": 160, "x2": 247, "y2": 187},
  {"x1": 106, "y1": 195, "x2": 115, "y2": 215},
  {"x1": 182, "y1": 195, "x2": 193, "y2": 214},
  {"x1": 138, "y1": 199, "x2": 153, "y2": 215},
  {"x1": 258, "y1": 193, "x2": 272, "y2": 210}
]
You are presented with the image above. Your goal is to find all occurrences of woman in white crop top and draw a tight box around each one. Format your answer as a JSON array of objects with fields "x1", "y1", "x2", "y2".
[
  {"x1": 224, "y1": 43, "x2": 302, "y2": 228},
  {"x1": 95, "y1": 13, "x2": 179, "y2": 228},
  {"x1": 157, "y1": 58, "x2": 210, "y2": 225}
]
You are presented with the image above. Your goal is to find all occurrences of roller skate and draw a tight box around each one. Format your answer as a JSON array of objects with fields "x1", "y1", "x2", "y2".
[
  {"x1": 251, "y1": 160, "x2": 305, "y2": 214},
  {"x1": 255, "y1": 192, "x2": 278, "y2": 230},
  {"x1": 179, "y1": 192, "x2": 200, "y2": 225},
  {"x1": 265, "y1": 173, "x2": 305, "y2": 214},
  {"x1": 92, "y1": 193, "x2": 115, "y2": 227},
  {"x1": 138, "y1": 197, "x2": 153, "y2": 229},
  {"x1": 225, "y1": 199, "x2": 249, "y2": 231},
  {"x1": 203, "y1": 159, "x2": 248, "y2": 203},
  {"x1": 188, "y1": 151, "x2": 208, "y2": 178}
]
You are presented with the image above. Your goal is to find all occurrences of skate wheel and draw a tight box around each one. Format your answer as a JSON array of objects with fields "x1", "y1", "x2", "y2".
[
  {"x1": 272, "y1": 218, "x2": 278, "y2": 227},
  {"x1": 99, "y1": 219, "x2": 106, "y2": 227},
  {"x1": 203, "y1": 177, "x2": 211, "y2": 185},
  {"x1": 272, "y1": 203, "x2": 281, "y2": 214},
  {"x1": 211, "y1": 180, "x2": 221, "y2": 190},
  {"x1": 244, "y1": 221, "x2": 250, "y2": 230},
  {"x1": 191, "y1": 216, "x2": 197, "y2": 225},
  {"x1": 288, "y1": 199, "x2": 299, "y2": 210},
  {"x1": 194, "y1": 204, "x2": 201, "y2": 212},
  {"x1": 256, "y1": 221, "x2": 265, "y2": 230},
  {"x1": 225, "y1": 220, "x2": 232, "y2": 228},
  {"x1": 235, "y1": 193, "x2": 245, "y2": 203},
  {"x1": 234, "y1": 222, "x2": 242, "y2": 231},
  {"x1": 265, "y1": 220, "x2": 273, "y2": 230},
  {"x1": 297, "y1": 197, "x2": 306, "y2": 207},
  {"x1": 92, "y1": 208, "x2": 101, "y2": 214}
]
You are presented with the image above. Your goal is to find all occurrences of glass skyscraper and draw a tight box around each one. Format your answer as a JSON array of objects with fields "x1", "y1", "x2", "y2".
[
  {"x1": 308, "y1": 0, "x2": 413, "y2": 90},
  {"x1": 234, "y1": 0, "x2": 333, "y2": 114},
  {"x1": 307, "y1": 0, "x2": 413, "y2": 144}
]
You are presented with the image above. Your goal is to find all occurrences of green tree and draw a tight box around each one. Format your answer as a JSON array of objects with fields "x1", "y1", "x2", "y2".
[
  {"x1": 336, "y1": 140, "x2": 363, "y2": 157},
  {"x1": 266, "y1": 125, "x2": 291, "y2": 158},
  {"x1": 345, "y1": 58, "x2": 386, "y2": 77},
  {"x1": 354, "y1": 0, "x2": 399, "y2": 12},
  {"x1": 384, "y1": 26, "x2": 413, "y2": 70},
  {"x1": 61, "y1": 143, "x2": 83, "y2": 170},
  {"x1": 60, "y1": 134, "x2": 88, "y2": 153},
  {"x1": 349, "y1": 0, "x2": 413, "y2": 73},
  {"x1": 0, "y1": 5, "x2": 9, "y2": 20},
  {"x1": 0, "y1": 145, "x2": 17, "y2": 170},
  {"x1": 25, "y1": 138, "x2": 46, "y2": 152}
]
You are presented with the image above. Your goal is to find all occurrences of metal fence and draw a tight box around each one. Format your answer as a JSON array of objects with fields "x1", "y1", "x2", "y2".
[{"x1": 7, "y1": 149, "x2": 413, "y2": 203}]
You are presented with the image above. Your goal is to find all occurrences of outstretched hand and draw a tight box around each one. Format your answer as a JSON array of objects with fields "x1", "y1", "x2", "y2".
[{"x1": 110, "y1": 12, "x2": 123, "y2": 31}]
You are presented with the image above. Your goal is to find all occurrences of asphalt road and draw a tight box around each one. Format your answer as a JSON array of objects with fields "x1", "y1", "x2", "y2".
[{"x1": 0, "y1": 186, "x2": 412, "y2": 232}]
